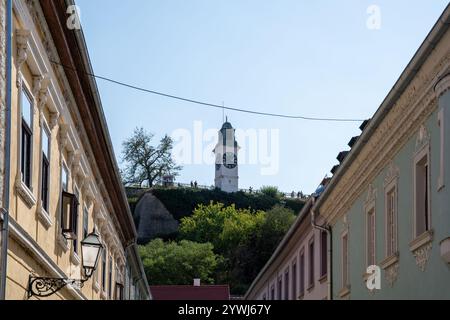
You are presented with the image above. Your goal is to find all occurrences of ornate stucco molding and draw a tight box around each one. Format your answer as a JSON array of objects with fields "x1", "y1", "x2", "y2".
[
  {"x1": 15, "y1": 29, "x2": 31, "y2": 72},
  {"x1": 384, "y1": 162, "x2": 400, "y2": 187},
  {"x1": 434, "y1": 72, "x2": 450, "y2": 98},
  {"x1": 413, "y1": 243, "x2": 433, "y2": 272},
  {"x1": 385, "y1": 263, "x2": 399, "y2": 287},
  {"x1": 322, "y1": 50, "x2": 450, "y2": 225},
  {"x1": 415, "y1": 125, "x2": 431, "y2": 152},
  {"x1": 410, "y1": 230, "x2": 434, "y2": 272}
]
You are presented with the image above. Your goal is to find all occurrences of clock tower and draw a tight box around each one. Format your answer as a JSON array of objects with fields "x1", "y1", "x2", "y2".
[{"x1": 214, "y1": 119, "x2": 239, "y2": 193}]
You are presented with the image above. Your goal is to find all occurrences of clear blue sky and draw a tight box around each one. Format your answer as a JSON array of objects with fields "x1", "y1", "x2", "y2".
[{"x1": 75, "y1": 0, "x2": 448, "y2": 194}]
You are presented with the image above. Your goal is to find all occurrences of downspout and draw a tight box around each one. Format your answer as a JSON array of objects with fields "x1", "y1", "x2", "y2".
[
  {"x1": 311, "y1": 196, "x2": 333, "y2": 300},
  {"x1": 0, "y1": 0, "x2": 13, "y2": 300}
]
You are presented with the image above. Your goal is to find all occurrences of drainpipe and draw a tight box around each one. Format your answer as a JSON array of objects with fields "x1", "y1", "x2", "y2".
[
  {"x1": 0, "y1": 0, "x2": 13, "y2": 300},
  {"x1": 311, "y1": 196, "x2": 333, "y2": 300}
]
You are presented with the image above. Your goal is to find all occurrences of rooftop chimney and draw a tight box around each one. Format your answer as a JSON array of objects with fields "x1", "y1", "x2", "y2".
[{"x1": 194, "y1": 279, "x2": 201, "y2": 287}]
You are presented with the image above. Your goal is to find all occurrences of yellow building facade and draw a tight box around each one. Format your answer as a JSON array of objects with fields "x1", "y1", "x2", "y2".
[{"x1": 0, "y1": 0, "x2": 150, "y2": 300}]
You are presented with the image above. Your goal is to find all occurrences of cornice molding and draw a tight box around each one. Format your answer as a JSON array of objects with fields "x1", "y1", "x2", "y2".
[
  {"x1": 322, "y1": 51, "x2": 450, "y2": 225},
  {"x1": 435, "y1": 72, "x2": 450, "y2": 98}
]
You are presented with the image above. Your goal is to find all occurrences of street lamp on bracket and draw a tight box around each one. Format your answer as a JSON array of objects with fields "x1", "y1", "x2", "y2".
[{"x1": 27, "y1": 232, "x2": 103, "y2": 299}]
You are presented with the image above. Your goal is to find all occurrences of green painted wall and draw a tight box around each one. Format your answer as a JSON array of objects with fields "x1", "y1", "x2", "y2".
[{"x1": 332, "y1": 92, "x2": 450, "y2": 299}]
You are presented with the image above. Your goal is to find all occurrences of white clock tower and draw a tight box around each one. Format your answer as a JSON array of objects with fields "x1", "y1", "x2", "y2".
[{"x1": 214, "y1": 119, "x2": 239, "y2": 193}]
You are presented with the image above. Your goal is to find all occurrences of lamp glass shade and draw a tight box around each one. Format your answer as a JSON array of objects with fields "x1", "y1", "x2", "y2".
[{"x1": 81, "y1": 233, "x2": 103, "y2": 277}]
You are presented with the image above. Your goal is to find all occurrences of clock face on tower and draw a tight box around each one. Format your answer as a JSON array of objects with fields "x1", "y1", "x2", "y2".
[{"x1": 223, "y1": 153, "x2": 237, "y2": 169}]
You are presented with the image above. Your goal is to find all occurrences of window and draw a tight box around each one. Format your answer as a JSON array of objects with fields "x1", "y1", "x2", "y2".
[
  {"x1": 292, "y1": 262, "x2": 297, "y2": 300},
  {"x1": 284, "y1": 270, "x2": 289, "y2": 300},
  {"x1": 102, "y1": 249, "x2": 107, "y2": 292},
  {"x1": 41, "y1": 128, "x2": 50, "y2": 212},
  {"x1": 299, "y1": 251, "x2": 305, "y2": 297},
  {"x1": 415, "y1": 153, "x2": 431, "y2": 237},
  {"x1": 61, "y1": 165, "x2": 68, "y2": 192},
  {"x1": 277, "y1": 276, "x2": 282, "y2": 300},
  {"x1": 61, "y1": 191, "x2": 78, "y2": 240},
  {"x1": 115, "y1": 282, "x2": 124, "y2": 300},
  {"x1": 386, "y1": 188, "x2": 397, "y2": 257},
  {"x1": 342, "y1": 233, "x2": 349, "y2": 287},
  {"x1": 309, "y1": 240, "x2": 315, "y2": 288},
  {"x1": 83, "y1": 207, "x2": 89, "y2": 240},
  {"x1": 320, "y1": 231, "x2": 328, "y2": 278},
  {"x1": 262, "y1": 294, "x2": 267, "y2": 301},
  {"x1": 270, "y1": 285, "x2": 275, "y2": 301},
  {"x1": 21, "y1": 88, "x2": 33, "y2": 188},
  {"x1": 367, "y1": 208, "x2": 376, "y2": 266},
  {"x1": 109, "y1": 257, "x2": 113, "y2": 299},
  {"x1": 73, "y1": 188, "x2": 80, "y2": 253}
]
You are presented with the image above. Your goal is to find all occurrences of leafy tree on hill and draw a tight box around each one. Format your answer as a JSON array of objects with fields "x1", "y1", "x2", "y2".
[
  {"x1": 121, "y1": 127, "x2": 182, "y2": 188},
  {"x1": 178, "y1": 202, "x2": 296, "y2": 295},
  {"x1": 139, "y1": 239, "x2": 219, "y2": 285},
  {"x1": 259, "y1": 186, "x2": 282, "y2": 199}
]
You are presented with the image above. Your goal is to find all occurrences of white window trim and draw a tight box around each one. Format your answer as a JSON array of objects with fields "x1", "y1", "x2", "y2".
[
  {"x1": 384, "y1": 178, "x2": 399, "y2": 261},
  {"x1": 37, "y1": 118, "x2": 52, "y2": 229},
  {"x1": 57, "y1": 159, "x2": 70, "y2": 252},
  {"x1": 438, "y1": 109, "x2": 445, "y2": 191},
  {"x1": 364, "y1": 186, "x2": 377, "y2": 268},
  {"x1": 339, "y1": 230, "x2": 350, "y2": 298},
  {"x1": 307, "y1": 236, "x2": 315, "y2": 291},
  {"x1": 15, "y1": 78, "x2": 36, "y2": 209},
  {"x1": 412, "y1": 141, "x2": 432, "y2": 240},
  {"x1": 366, "y1": 208, "x2": 376, "y2": 268}
]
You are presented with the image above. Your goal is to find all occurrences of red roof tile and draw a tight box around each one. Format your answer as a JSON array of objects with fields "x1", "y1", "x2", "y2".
[{"x1": 150, "y1": 285, "x2": 230, "y2": 301}]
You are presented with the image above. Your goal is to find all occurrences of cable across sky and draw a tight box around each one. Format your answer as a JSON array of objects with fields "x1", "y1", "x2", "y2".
[{"x1": 51, "y1": 60, "x2": 366, "y2": 123}]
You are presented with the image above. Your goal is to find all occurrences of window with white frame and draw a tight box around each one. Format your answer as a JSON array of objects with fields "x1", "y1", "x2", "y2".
[
  {"x1": 83, "y1": 206, "x2": 89, "y2": 240},
  {"x1": 320, "y1": 231, "x2": 328, "y2": 278},
  {"x1": 277, "y1": 276, "x2": 282, "y2": 300},
  {"x1": 41, "y1": 127, "x2": 50, "y2": 212},
  {"x1": 342, "y1": 232, "x2": 349, "y2": 288},
  {"x1": 109, "y1": 256, "x2": 113, "y2": 299},
  {"x1": 414, "y1": 151, "x2": 431, "y2": 237},
  {"x1": 386, "y1": 187, "x2": 398, "y2": 257},
  {"x1": 308, "y1": 239, "x2": 315, "y2": 288},
  {"x1": 73, "y1": 187, "x2": 80, "y2": 254},
  {"x1": 21, "y1": 87, "x2": 33, "y2": 189},
  {"x1": 284, "y1": 269, "x2": 289, "y2": 300},
  {"x1": 366, "y1": 208, "x2": 376, "y2": 267},
  {"x1": 102, "y1": 249, "x2": 107, "y2": 292},
  {"x1": 292, "y1": 260, "x2": 297, "y2": 300},
  {"x1": 299, "y1": 250, "x2": 305, "y2": 297}
]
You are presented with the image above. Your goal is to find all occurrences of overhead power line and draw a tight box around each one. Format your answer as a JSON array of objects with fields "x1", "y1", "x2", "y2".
[{"x1": 51, "y1": 60, "x2": 365, "y2": 123}]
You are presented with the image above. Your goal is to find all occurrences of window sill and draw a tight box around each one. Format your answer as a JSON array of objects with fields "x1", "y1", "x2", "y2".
[
  {"x1": 37, "y1": 204, "x2": 53, "y2": 229},
  {"x1": 57, "y1": 232, "x2": 69, "y2": 252},
  {"x1": 381, "y1": 252, "x2": 399, "y2": 270},
  {"x1": 318, "y1": 274, "x2": 328, "y2": 284},
  {"x1": 410, "y1": 230, "x2": 434, "y2": 253},
  {"x1": 338, "y1": 286, "x2": 351, "y2": 299},
  {"x1": 410, "y1": 230, "x2": 434, "y2": 272},
  {"x1": 93, "y1": 281, "x2": 100, "y2": 293},
  {"x1": 70, "y1": 250, "x2": 81, "y2": 266},
  {"x1": 15, "y1": 179, "x2": 36, "y2": 209}
]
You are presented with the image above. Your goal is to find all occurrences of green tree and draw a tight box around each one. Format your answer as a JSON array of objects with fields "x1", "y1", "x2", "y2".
[
  {"x1": 122, "y1": 127, "x2": 182, "y2": 188},
  {"x1": 179, "y1": 202, "x2": 265, "y2": 253},
  {"x1": 139, "y1": 239, "x2": 219, "y2": 285},
  {"x1": 259, "y1": 186, "x2": 282, "y2": 199}
]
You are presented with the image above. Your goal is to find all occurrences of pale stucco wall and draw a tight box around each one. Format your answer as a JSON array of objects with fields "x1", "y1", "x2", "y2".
[
  {"x1": 329, "y1": 26, "x2": 450, "y2": 300},
  {"x1": 4, "y1": 0, "x2": 125, "y2": 300}
]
